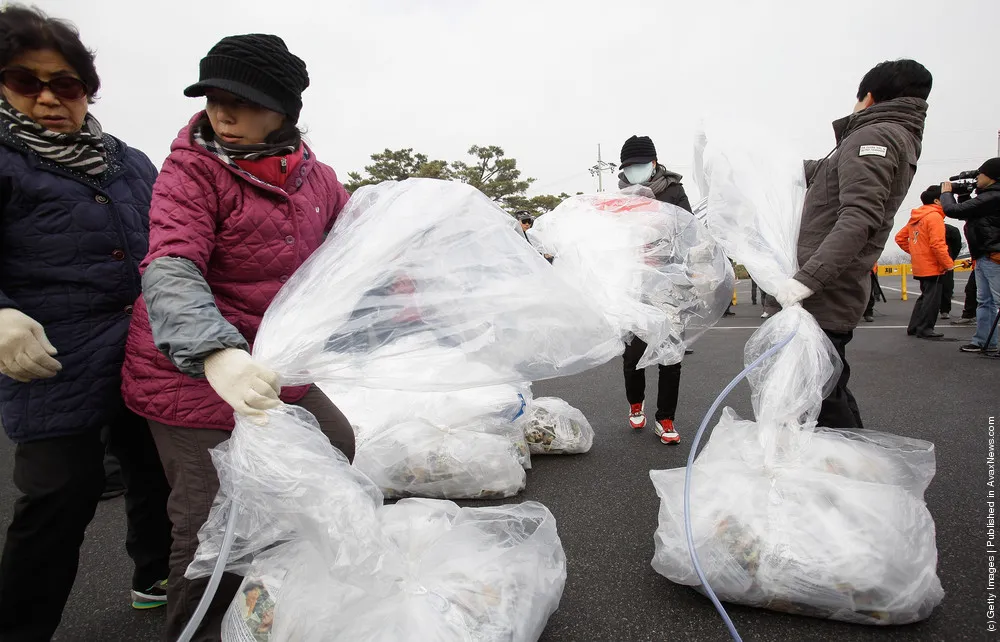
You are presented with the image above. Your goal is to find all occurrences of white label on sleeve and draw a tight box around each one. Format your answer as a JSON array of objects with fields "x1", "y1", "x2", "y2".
[{"x1": 859, "y1": 145, "x2": 887, "y2": 157}]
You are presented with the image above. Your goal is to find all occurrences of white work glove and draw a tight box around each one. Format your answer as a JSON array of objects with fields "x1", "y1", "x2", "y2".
[
  {"x1": 775, "y1": 278, "x2": 814, "y2": 309},
  {"x1": 204, "y1": 348, "x2": 281, "y2": 417},
  {"x1": 0, "y1": 308, "x2": 62, "y2": 383}
]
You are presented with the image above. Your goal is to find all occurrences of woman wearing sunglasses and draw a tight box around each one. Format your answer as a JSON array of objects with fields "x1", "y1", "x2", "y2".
[
  {"x1": 0, "y1": 4, "x2": 172, "y2": 639},
  {"x1": 119, "y1": 33, "x2": 355, "y2": 641}
]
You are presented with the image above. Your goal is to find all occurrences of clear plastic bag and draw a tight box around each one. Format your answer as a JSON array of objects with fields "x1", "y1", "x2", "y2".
[
  {"x1": 188, "y1": 406, "x2": 384, "y2": 581},
  {"x1": 650, "y1": 413, "x2": 943, "y2": 625},
  {"x1": 519, "y1": 397, "x2": 594, "y2": 455},
  {"x1": 693, "y1": 122, "x2": 806, "y2": 297},
  {"x1": 529, "y1": 189, "x2": 734, "y2": 367},
  {"x1": 646, "y1": 126, "x2": 943, "y2": 625},
  {"x1": 251, "y1": 179, "x2": 622, "y2": 390},
  {"x1": 224, "y1": 501, "x2": 566, "y2": 642},
  {"x1": 320, "y1": 382, "x2": 531, "y2": 448},
  {"x1": 354, "y1": 419, "x2": 527, "y2": 499},
  {"x1": 198, "y1": 408, "x2": 566, "y2": 642}
]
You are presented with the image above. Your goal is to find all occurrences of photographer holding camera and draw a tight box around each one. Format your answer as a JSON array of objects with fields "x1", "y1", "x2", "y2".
[{"x1": 941, "y1": 157, "x2": 1000, "y2": 355}]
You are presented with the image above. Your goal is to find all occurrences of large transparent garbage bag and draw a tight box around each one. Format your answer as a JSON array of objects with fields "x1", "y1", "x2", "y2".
[
  {"x1": 519, "y1": 396, "x2": 594, "y2": 455},
  {"x1": 650, "y1": 432, "x2": 941, "y2": 625},
  {"x1": 251, "y1": 179, "x2": 622, "y2": 390},
  {"x1": 188, "y1": 406, "x2": 384, "y2": 580},
  {"x1": 234, "y1": 500, "x2": 565, "y2": 642},
  {"x1": 223, "y1": 500, "x2": 566, "y2": 642},
  {"x1": 529, "y1": 190, "x2": 733, "y2": 368},
  {"x1": 320, "y1": 382, "x2": 530, "y2": 448},
  {"x1": 354, "y1": 419, "x2": 528, "y2": 499},
  {"x1": 693, "y1": 123, "x2": 806, "y2": 296},
  {"x1": 695, "y1": 410, "x2": 936, "y2": 498},
  {"x1": 193, "y1": 408, "x2": 566, "y2": 642},
  {"x1": 646, "y1": 126, "x2": 943, "y2": 625}
]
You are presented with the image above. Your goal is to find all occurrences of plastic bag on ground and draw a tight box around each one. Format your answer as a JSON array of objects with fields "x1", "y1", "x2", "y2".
[
  {"x1": 646, "y1": 125, "x2": 943, "y2": 625},
  {"x1": 197, "y1": 406, "x2": 566, "y2": 641},
  {"x1": 320, "y1": 382, "x2": 530, "y2": 448},
  {"x1": 650, "y1": 412, "x2": 942, "y2": 625},
  {"x1": 354, "y1": 419, "x2": 527, "y2": 499},
  {"x1": 529, "y1": 190, "x2": 733, "y2": 368},
  {"x1": 250, "y1": 179, "x2": 622, "y2": 390},
  {"x1": 519, "y1": 397, "x2": 594, "y2": 455},
  {"x1": 223, "y1": 500, "x2": 566, "y2": 642}
]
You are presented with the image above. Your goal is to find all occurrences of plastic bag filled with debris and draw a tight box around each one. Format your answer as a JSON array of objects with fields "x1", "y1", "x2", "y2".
[
  {"x1": 193, "y1": 407, "x2": 566, "y2": 642},
  {"x1": 274, "y1": 499, "x2": 566, "y2": 641},
  {"x1": 222, "y1": 500, "x2": 566, "y2": 642},
  {"x1": 354, "y1": 419, "x2": 528, "y2": 499},
  {"x1": 650, "y1": 410, "x2": 942, "y2": 625},
  {"x1": 320, "y1": 382, "x2": 530, "y2": 448},
  {"x1": 251, "y1": 179, "x2": 622, "y2": 390},
  {"x1": 187, "y1": 405, "x2": 385, "y2": 581},
  {"x1": 529, "y1": 190, "x2": 733, "y2": 368},
  {"x1": 647, "y1": 126, "x2": 943, "y2": 625},
  {"x1": 519, "y1": 397, "x2": 594, "y2": 455}
]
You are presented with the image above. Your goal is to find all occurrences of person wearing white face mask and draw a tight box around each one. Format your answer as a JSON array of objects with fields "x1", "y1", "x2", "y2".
[
  {"x1": 617, "y1": 135, "x2": 692, "y2": 445},
  {"x1": 618, "y1": 135, "x2": 692, "y2": 212}
]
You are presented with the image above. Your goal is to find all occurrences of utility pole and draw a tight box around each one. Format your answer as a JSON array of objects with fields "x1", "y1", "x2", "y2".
[{"x1": 589, "y1": 144, "x2": 617, "y2": 192}]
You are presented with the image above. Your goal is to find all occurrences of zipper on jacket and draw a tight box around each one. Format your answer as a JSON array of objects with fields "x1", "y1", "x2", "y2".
[{"x1": 280, "y1": 157, "x2": 287, "y2": 174}]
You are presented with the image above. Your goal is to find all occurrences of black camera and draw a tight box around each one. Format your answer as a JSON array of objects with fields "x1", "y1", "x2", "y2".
[{"x1": 948, "y1": 170, "x2": 979, "y2": 196}]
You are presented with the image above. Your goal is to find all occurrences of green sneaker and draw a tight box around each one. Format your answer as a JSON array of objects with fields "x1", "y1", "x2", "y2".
[{"x1": 131, "y1": 579, "x2": 168, "y2": 610}]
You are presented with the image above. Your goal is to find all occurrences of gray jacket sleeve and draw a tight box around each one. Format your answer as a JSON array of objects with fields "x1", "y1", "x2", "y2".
[{"x1": 142, "y1": 256, "x2": 249, "y2": 376}]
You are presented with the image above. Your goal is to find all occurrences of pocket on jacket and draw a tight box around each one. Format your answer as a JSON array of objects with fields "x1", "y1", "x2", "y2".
[{"x1": 805, "y1": 158, "x2": 834, "y2": 208}]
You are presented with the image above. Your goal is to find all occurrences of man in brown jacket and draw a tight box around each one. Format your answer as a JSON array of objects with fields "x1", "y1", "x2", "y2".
[{"x1": 773, "y1": 59, "x2": 932, "y2": 429}]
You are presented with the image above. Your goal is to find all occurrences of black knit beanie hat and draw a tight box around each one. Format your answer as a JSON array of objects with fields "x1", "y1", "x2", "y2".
[
  {"x1": 620, "y1": 135, "x2": 657, "y2": 168},
  {"x1": 978, "y1": 157, "x2": 1000, "y2": 181},
  {"x1": 184, "y1": 34, "x2": 310, "y2": 123}
]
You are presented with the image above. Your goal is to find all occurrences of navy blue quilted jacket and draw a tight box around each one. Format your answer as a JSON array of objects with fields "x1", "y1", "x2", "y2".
[{"x1": 0, "y1": 126, "x2": 155, "y2": 443}]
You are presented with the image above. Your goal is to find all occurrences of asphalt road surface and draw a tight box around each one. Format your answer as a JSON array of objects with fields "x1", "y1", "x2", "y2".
[{"x1": 1, "y1": 281, "x2": 994, "y2": 641}]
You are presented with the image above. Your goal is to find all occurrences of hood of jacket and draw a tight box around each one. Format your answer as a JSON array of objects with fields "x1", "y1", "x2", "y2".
[{"x1": 907, "y1": 203, "x2": 945, "y2": 224}]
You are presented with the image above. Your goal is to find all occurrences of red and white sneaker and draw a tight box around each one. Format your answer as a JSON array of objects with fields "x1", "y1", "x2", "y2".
[
  {"x1": 628, "y1": 403, "x2": 646, "y2": 430},
  {"x1": 654, "y1": 419, "x2": 680, "y2": 444}
]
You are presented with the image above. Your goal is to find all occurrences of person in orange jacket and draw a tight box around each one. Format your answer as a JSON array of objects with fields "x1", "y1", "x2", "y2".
[{"x1": 895, "y1": 185, "x2": 955, "y2": 338}]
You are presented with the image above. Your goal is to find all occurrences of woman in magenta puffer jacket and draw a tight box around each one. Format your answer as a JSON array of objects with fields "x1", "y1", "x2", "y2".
[{"x1": 120, "y1": 34, "x2": 355, "y2": 641}]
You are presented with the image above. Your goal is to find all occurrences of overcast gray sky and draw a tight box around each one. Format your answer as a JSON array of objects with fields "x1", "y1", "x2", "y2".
[{"x1": 36, "y1": 0, "x2": 999, "y2": 254}]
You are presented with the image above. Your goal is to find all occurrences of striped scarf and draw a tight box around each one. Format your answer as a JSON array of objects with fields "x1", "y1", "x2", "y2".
[
  {"x1": 0, "y1": 99, "x2": 107, "y2": 176},
  {"x1": 191, "y1": 115, "x2": 298, "y2": 166}
]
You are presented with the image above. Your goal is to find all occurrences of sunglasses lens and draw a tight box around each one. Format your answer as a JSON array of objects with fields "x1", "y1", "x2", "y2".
[
  {"x1": 1, "y1": 70, "x2": 43, "y2": 96},
  {"x1": 48, "y1": 77, "x2": 87, "y2": 101},
  {"x1": 0, "y1": 70, "x2": 87, "y2": 100}
]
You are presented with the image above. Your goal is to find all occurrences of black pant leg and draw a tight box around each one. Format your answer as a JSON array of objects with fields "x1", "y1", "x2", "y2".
[
  {"x1": 654, "y1": 362, "x2": 681, "y2": 422},
  {"x1": 751, "y1": 280, "x2": 758, "y2": 305},
  {"x1": 940, "y1": 270, "x2": 954, "y2": 314},
  {"x1": 908, "y1": 277, "x2": 929, "y2": 334},
  {"x1": 818, "y1": 330, "x2": 863, "y2": 429},
  {"x1": 907, "y1": 277, "x2": 925, "y2": 334},
  {"x1": 622, "y1": 337, "x2": 647, "y2": 405},
  {"x1": 963, "y1": 271, "x2": 978, "y2": 319},
  {"x1": 108, "y1": 407, "x2": 173, "y2": 592},
  {"x1": 912, "y1": 276, "x2": 942, "y2": 335},
  {"x1": 102, "y1": 430, "x2": 125, "y2": 497},
  {"x1": 0, "y1": 433, "x2": 105, "y2": 641}
]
